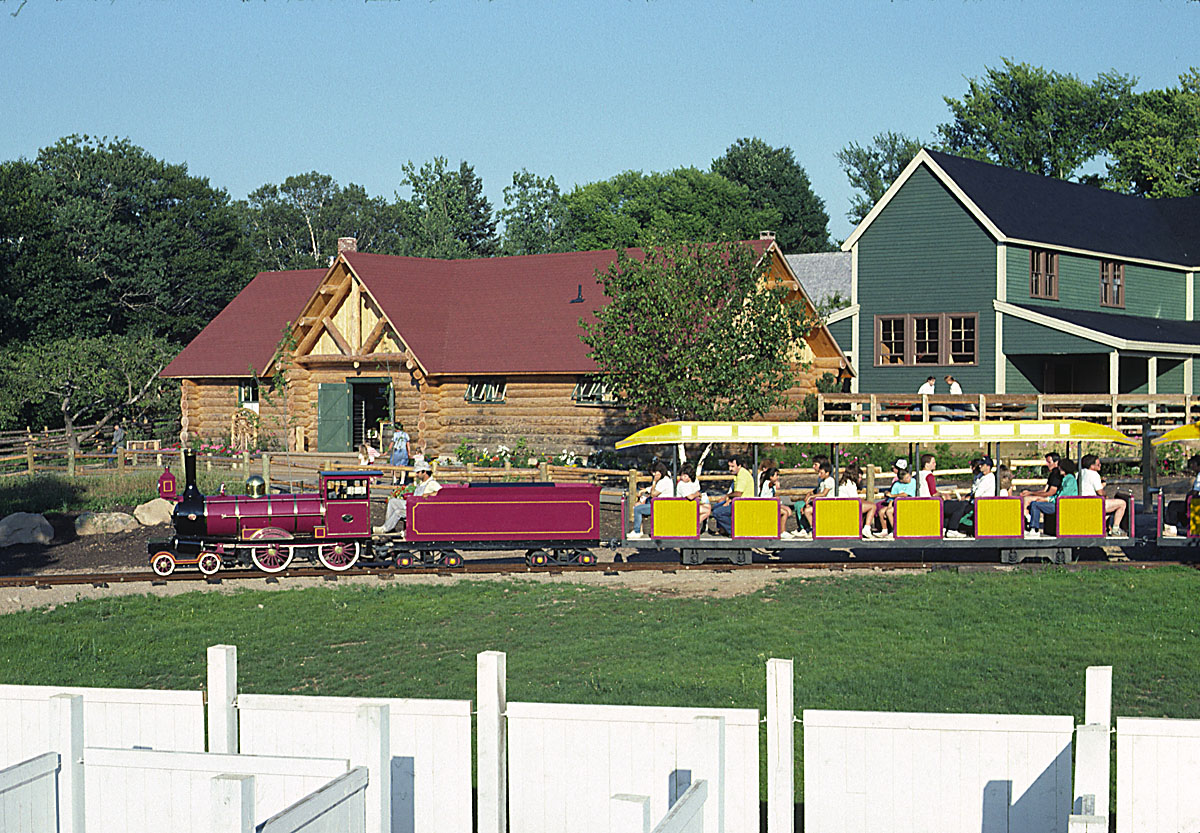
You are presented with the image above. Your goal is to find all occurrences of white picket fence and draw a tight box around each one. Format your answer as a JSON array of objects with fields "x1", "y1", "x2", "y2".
[
  {"x1": 0, "y1": 752, "x2": 58, "y2": 833},
  {"x1": 260, "y1": 767, "x2": 369, "y2": 833},
  {"x1": 803, "y1": 710, "x2": 1075, "y2": 833},
  {"x1": 507, "y1": 701, "x2": 757, "y2": 833},
  {"x1": 1116, "y1": 717, "x2": 1200, "y2": 833}
]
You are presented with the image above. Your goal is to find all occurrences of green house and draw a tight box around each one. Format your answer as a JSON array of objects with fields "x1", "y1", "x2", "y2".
[{"x1": 840, "y1": 149, "x2": 1200, "y2": 395}]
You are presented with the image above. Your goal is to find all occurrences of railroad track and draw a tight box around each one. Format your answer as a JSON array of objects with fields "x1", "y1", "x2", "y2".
[{"x1": 1, "y1": 557, "x2": 1192, "y2": 590}]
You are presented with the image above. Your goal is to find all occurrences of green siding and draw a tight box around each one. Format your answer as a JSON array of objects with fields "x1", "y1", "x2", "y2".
[
  {"x1": 1005, "y1": 356, "x2": 1039, "y2": 394},
  {"x1": 1158, "y1": 358, "x2": 1185, "y2": 394},
  {"x1": 857, "y1": 166, "x2": 997, "y2": 393},
  {"x1": 1003, "y1": 316, "x2": 1104, "y2": 354},
  {"x1": 1005, "y1": 245, "x2": 1186, "y2": 318},
  {"x1": 827, "y1": 317, "x2": 852, "y2": 351}
]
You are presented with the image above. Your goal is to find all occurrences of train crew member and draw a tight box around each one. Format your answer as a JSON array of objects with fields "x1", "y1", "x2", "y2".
[
  {"x1": 710, "y1": 456, "x2": 755, "y2": 535},
  {"x1": 876, "y1": 459, "x2": 916, "y2": 539},
  {"x1": 628, "y1": 462, "x2": 674, "y2": 539},
  {"x1": 1079, "y1": 454, "x2": 1128, "y2": 537},
  {"x1": 674, "y1": 463, "x2": 711, "y2": 530},
  {"x1": 945, "y1": 457, "x2": 996, "y2": 538},
  {"x1": 1162, "y1": 454, "x2": 1200, "y2": 536},
  {"x1": 1028, "y1": 458, "x2": 1078, "y2": 537},
  {"x1": 1020, "y1": 453, "x2": 1062, "y2": 519},
  {"x1": 377, "y1": 460, "x2": 441, "y2": 535},
  {"x1": 758, "y1": 467, "x2": 796, "y2": 538}
]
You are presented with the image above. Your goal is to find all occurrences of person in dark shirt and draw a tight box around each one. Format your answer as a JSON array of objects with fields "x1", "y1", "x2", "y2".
[{"x1": 1020, "y1": 452, "x2": 1062, "y2": 519}]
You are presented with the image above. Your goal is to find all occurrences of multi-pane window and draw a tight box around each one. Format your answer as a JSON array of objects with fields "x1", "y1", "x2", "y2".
[
  {"x1": 913, "y1": 317, "x2": 940, "y2": 364},
  {"x1": 1100, "y1": 261, "x2": 1125, "y2": 308},
  {"x1": 877, "y1": 317, "x2": 906, "y2": 365},
  {"x1": 572, "y1": 376, "x2": 622, "y2": 406},
  {"x1": 238, "y1": 379, "x2": 259, "y2": 406},
  {"x1": 1030, "y1": 249, "x2": 1059, "y2": 300},
  {"x1": 465, "y1": 377, "x2": 506, "y2": 404},
  {"x1": 874, "y1": 314, "x2": 978, "y2": 366}
]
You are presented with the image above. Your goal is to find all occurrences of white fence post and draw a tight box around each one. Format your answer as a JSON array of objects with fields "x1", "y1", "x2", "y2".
[
  {"x1": 766, "y1": 658, "x2": 794, "y2": 833},
  {"x1": 692, "y1": 715, "x2": 725, "y2": 833},
  {"x1": 1072, "y1": 665, "x2": 1113, "y2": 826},
  {"x1": 208, "y1": 644, "x2": 238, "y2": 753},
  {"x1": 49, "y1": 693, "x2": 84, "y2": 833},
  {"x1": 611, "y1": 793, "x2": 651, "y2": 833},
  {"x1": 477, "y1": 650, "x2": 507, "y2": 833},
  {"x1": 211, "y1": 773, "x2": 255, "y2": 833},
  {"x1": 352, "y1": 704, "x2": 390, "y2": 833}
]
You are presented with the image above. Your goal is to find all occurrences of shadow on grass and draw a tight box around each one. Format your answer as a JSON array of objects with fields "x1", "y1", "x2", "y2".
[{"x1": 0, "y1": 476, "x2": 88, "y2": 518}]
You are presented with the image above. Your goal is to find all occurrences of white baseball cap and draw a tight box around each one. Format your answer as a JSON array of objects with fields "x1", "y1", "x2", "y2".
[{"x1": 894, "y1": 458, "x2": 909, "y2": 470}]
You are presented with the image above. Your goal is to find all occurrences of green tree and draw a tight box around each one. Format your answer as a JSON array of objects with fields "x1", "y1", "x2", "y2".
[
  {"x1": 498, "y1": 169, "x2": 570, "y2": 255},
  {"x1": 1106, "y1": 68, "x2": 1200, "y2": 197},
  {"x1": 399, "y1": 157, "x2": 498, "y2": 259},
  {"x1": 711, "y1": 137, "x2": 832, "y2": 253},
  {"x1": 241, "y1": 172, "x2": 406, "y2": 271},
  {"x1": 835, "y1": 131, "x2": 923, "y2": 224},
  {"x1": 1, "y1": 135, "x2": 249, "y2": 344},
  {"x1": 579, "y1": 240, "x2": 816, "y2": 422},
  {"x1": 937, "y1": 59, "x2": 1135, "y2": 180},
  {"x1": 0, "y1": 335, "x2": 178, "y2": 450},
  {"x1": 562, "y1": 168, "x2": 780, "y2": 251}
]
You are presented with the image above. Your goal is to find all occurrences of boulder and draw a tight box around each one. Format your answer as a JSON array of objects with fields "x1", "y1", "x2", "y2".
[
  {"x1": 134, "y1": 497, "x2": 175, "y2": 526},
  {"x1": 0, "y1": 512, "x2": 54, "y2": 547},
  {"x1": 75, "y1": 512, "x2": 140, "y2": 536}
]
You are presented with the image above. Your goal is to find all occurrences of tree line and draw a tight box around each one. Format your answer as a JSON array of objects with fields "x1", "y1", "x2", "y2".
[{"x1": 0, "y1": 59, "x2": 1196, "y2": 443}]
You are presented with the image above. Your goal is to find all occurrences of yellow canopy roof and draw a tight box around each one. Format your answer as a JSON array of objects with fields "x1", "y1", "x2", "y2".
[
  {"x1": 615, "y1": 420, "x2": 1139, "y2": 449},
  {"x1": 1152, "y1": 423, "x2": 1200, "y2": 446}
]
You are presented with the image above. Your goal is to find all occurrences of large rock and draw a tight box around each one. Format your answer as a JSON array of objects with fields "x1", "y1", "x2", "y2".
[
  {"x1": 134, "y1": 498, "x2": 175, "y2": 526},
  {"x1": 75, "y1": 512, "x2": 140, "y2": 536},
  {"x1": 0, "y1": 512, "x2": 54, "y2": 547}
]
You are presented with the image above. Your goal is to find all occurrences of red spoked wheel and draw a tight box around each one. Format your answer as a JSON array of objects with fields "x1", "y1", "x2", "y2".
[
  {"x1": 440, "y1": 551, "x2": 463, "y2": 568},
  {"x1": 151, "y1": 551, "x2": 176, "y2": 577},
  {"x1": 395, "y1": 553, "x2": 415, "y2": 569},
  {"x1": 526, "y1": 549, "x2": 550, "y2": 567},
  {"x1": 318, "y1": 541, "x2": 360, "y2": 571},
  {"x1": 197, "y1": 552, "x2": 221, "y2": 576},
  {"x1": 251, "y1": 543, "x2": 293, "y2": 573},
  {"x1": 575, "y1": 550, "x2": 597, "y2": 566}
]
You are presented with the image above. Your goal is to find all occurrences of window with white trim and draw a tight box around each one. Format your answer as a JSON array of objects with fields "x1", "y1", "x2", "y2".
[
  {"x1": 465, "y1": 377, "x2": 506, "y2": 404},
  {"x1": 572, "y1": 375, "x2": 623, "y2": 406}
]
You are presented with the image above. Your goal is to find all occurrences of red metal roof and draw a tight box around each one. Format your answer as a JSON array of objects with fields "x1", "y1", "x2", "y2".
[
  {"x1": 161, "y1": 269, "x2": 327, "y2": 378},
  {"x1": 164, "y1": 242, "x2": 774, "y2": 378}
]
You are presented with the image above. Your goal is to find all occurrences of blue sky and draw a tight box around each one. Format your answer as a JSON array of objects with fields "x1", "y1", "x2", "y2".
[{"x1": 2, "y1": 0, "x2": 1197, "y2": 242}]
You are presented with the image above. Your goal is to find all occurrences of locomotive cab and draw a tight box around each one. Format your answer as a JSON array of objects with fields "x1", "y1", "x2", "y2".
[{"x1": 319, "y1": 471, "x2": 378, "y2": 537}]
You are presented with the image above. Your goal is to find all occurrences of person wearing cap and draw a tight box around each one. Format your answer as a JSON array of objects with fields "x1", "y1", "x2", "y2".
[
  {"x1": 945, "y1": 456, "x2": 996, "y2": 538},
  {"x1": 377, "y1": 460, "x2": 441, "y2": 534},
  {"x1": 1028, "y1": 458, "x2": 1078, "y2": 537},
  {"x1": 874, "y1": 459, "x2": 915, "y2": 538}
]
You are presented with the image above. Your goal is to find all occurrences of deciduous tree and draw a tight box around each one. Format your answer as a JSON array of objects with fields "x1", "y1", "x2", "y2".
[
  {"x1": 498, "y1": 169, "x2": 570, "y2": 255},
  {"x1": 711, "y1": 137, "x2": 832, "y2": 252},
  {"x1": 835, "y1": 131, "x2": 923, "y2": 225},
  {"x1": 580, "y1": 240, "x2": 816, "y2": 423},
  {"x1": 1106, "y1": 68, "x2": 1200, "y2": 197},
  {"x1": 400, "y1": 157, "x2": 498, "y2": 259}
]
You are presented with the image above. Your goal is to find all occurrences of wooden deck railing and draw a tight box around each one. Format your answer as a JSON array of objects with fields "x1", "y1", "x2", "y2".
[{"x1": 817, "y1": 393, "x2": 1200, "y2": 431}]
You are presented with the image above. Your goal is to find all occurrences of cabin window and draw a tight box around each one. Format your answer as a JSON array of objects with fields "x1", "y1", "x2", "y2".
[
  {"x1": 875, "y1": 314, "x2": 977, "y2": 366},
  {"x1": 1030, "y1": 250, "x2": 1059, "y2": 300},
  {"x1": 238, "y1": 379, "x2": 259, "y2": 412},
  {"x1": 465, "y1": 377, "x2": 506, "y2": 404},
  {"x1": 572, "y1": 375, "x2": 622, "y2": 406},
  {"x1": 1100, "y1": 261, "x2": 1125, "y2": 308},
  {"x1": 876, "y1": 316, "x2": 907, "y2": 365}
]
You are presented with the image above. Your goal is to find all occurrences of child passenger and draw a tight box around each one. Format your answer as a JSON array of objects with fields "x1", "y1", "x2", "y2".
[
  {"x1": 875, "y1": 458, "x2": 915, "y2": 539},
  {"x1": 759, "y1": 467, "x2": 796, "y2": 538},
  {"x1": 674, "y1": 463, "x2": 711, "y2": 533}
]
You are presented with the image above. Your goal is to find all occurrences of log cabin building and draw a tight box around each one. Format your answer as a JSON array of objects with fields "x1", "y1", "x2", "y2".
[{"x1": 162, "y1": 237, "x2": 851, "y2": 457}]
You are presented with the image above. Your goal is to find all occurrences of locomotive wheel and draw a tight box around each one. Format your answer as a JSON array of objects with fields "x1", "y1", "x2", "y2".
[
  {"x1": 318, "y1": 542, "x2": 360, "y2": 571},
  {"x1": 151, "y1": 551, "x2": 176, "y2": 577},
  {"x1": 440, "y1": 551, "x2": 464, "y2": 568},
  {"x1": 395, "y1": 553, "x2": 416, "y2": 569},
  {"x1": 197, "y1": 552, "x2": 221, "y2": 576},
  {"x1": 574, "y1": 550, "x2": 597, "y2": 566},
  {"x1": 251, "y1": 543, "x2": 293, "y2": 573},
  {"x1": 526, "y1": 549, "x2": 550, "y2": 567}
]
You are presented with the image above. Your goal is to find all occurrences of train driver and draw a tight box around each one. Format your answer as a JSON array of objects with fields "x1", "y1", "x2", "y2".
[{"x1": 377, "y1": 460, "x2": 442, "y2": 535}]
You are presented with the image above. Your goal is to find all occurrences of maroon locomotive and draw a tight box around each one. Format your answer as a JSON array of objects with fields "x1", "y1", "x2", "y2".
[{"x1": 148, "y1": 450, "x2": 602, "y2": 575}]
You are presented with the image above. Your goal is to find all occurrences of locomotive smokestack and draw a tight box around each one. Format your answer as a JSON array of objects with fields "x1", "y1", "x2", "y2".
[{"x1": 181, "y1": 450, "x2": 201, "y2": 501}]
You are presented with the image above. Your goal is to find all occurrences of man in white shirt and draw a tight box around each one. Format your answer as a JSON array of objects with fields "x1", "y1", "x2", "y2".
[
  {"x1": 917, "y1": 376, "x2": 936, "y2": 395},
  {"x1": 1080, "y1": 454, "x2": 1127, "y2": 536},
  {"x1": 378, "y1": 460, "x2": 442, "y2": 534}
]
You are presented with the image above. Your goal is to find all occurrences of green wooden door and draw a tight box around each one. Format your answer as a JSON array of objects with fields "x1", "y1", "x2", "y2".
[{"x1": 317, "y1": 382, "x2": 351, "y2": 452}]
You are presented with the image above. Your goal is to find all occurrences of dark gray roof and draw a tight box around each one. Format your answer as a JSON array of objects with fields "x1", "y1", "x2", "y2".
[
  {"x1": 785, "y1": 252, "x2": 851, "y2": 308},
  {"x1": 1016, "y1": 303, "x2": 1200, "y2": 346},
  {"x1": 926, "y1": 149, "x2": 1200, "y2": 267}
]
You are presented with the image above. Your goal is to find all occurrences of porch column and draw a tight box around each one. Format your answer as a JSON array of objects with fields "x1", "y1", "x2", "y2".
[
  {"x1": 1148, "y1": 356, "x2": 1158, "y2": 416},
  {"x1": 849, "y1": 243, "x2": 860, "y2": 394},
  {"x1": 1109, "y1": 351, "x2": 1119, "y2": 395}
]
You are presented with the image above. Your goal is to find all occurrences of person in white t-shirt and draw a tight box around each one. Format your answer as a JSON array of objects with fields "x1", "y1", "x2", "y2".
[
  {"x1": 629, "y1": 462, "x2": 673, "y2": 538},
  {"x1": 758, "y1": 467, "x2": 797, "y2": 538},
  {"x1": 673, "y1": 463, "x2": 710, "y2": 533},
  {"x1": 917, "y1": 376, "x2": 936, "y2": 395},
  {"x1": 799, "y1": 461, "x2": 836, "y2": 535},
  {"x1": 1080, "y1": 453, "x2": 1127, "y2": 536}
]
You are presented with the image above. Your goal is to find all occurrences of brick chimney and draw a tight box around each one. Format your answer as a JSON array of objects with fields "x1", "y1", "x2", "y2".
[{"x1": 337, "y1": 237, "x2": 358, "y2": 254}]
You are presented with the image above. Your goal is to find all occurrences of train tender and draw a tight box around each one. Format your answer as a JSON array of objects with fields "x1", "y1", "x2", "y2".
[{"x1": 148, "y1": 451, "x2": 602, "y2": 576}]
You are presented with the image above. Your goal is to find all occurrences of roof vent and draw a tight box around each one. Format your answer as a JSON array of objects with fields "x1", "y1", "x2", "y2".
[
  {"x1": 337, "y1": 237, "x2": 358, "y2": 254},
  {"x1": 570, "y1": 284, "x2": 585, "y2": 304},
  {"x1": 759, "y1": 230, "x2": 776, "y2": 240}
]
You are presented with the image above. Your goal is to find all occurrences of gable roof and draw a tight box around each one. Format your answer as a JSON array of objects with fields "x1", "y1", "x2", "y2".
[
  {"x1": 844, "y1": 148, "x2": 1200, "y2": 268},
  {"x1": 784, "y1": 252, "x2": 851, "y2": 308},
  {"x1": 162, "y1": 269, "x2": 327, "y2": 378}
]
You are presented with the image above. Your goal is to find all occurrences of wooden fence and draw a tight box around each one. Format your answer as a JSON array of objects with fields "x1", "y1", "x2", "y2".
[{"x1": 817, "y1": 393, "x2": 1200, "y2": 432}]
